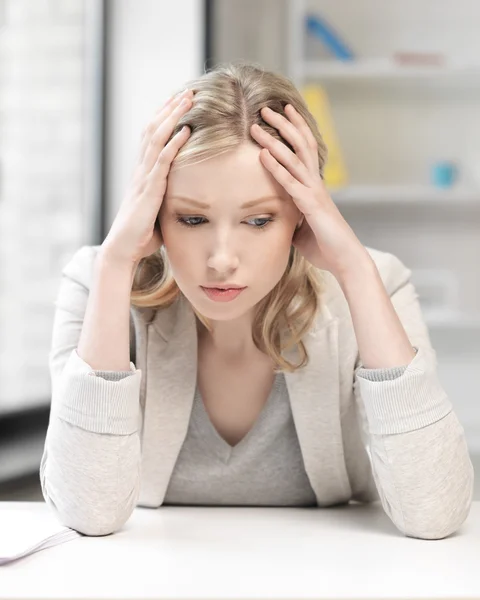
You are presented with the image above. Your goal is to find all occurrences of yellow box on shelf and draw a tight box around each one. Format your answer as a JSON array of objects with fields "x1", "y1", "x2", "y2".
[{"x1": 301, "y1": 84, "x2": 348, "y2": 187}]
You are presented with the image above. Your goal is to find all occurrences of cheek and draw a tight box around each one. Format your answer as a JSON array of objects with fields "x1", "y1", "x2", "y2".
[
  {"x1": 161, "y1": 224, "x2": 195, "y2": 267},
  {"x1": 260, "y1": 226, "x2": 293, "y2": 256},
  {"x1": 250, "y1": 232, "x2": 292, "y2": 278},
  {"x1": 167, "y1": 238, "x2": 194, "y2": 265},
  {"x1": 161, "y1": 216, "x2": 186, "y2": 246}
]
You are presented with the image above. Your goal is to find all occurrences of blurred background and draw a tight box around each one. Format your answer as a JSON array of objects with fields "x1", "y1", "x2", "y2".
[{"x1": 0, "y1": 0, "x2": 478, "y2": 501}]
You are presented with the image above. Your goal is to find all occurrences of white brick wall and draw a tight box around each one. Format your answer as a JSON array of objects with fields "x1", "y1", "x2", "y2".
[{"x1": 0, "y1": 0, "x2": 86, "y2": 413}]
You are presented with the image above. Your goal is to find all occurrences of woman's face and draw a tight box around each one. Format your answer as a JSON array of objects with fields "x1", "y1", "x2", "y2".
[{"x1": 159, "y1": 142, "x2": 303, "y2": 321}]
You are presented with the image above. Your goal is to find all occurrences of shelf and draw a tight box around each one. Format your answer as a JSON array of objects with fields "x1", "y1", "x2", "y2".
[
  {"x1": 331, "y1": 185, "x2": 480, "y2": 206},
  {"x1": 303, "y1": 57, "x2": 480, "y2": 80}
]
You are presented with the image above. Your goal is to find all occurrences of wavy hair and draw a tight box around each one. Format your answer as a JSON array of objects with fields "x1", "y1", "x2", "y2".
[{"x1": 130, "y1": 61, "x2": 329, "y2": 372}]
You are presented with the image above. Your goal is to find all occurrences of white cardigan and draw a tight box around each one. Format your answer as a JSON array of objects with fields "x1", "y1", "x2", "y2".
[{"x1": 40, "y1": 245, "x2": 474, "y2": 539}]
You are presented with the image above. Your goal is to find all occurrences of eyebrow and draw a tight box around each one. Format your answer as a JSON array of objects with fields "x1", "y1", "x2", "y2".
[{"x1": 168, "y1": 195, "x2": 283, "y2": 209}]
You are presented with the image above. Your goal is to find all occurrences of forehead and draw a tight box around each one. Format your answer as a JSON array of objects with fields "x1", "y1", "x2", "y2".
[{"x1": 165, "y1": 142, "x2": 290, "y2": 204}]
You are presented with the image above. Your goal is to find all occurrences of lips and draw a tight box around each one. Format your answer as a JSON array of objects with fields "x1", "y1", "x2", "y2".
[
  {"x1": 203, "y1": 286, "x2": 244, "y2": 290},
  {"x1": 201, "y1": 286, "x2": 247, "y2": 302}
]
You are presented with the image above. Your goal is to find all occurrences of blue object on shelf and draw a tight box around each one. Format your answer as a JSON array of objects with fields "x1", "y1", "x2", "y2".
[
  {"x1": 305, "y1": 14, "x2": 355, "y2": 61},
  {"x1": 431, "y1": 161, "x2": 457, "y2": 188}
]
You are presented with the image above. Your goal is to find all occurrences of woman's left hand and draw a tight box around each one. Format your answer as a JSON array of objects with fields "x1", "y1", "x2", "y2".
[{"x1": 250, "y1": 104, "x2": 370, "y2": 281}]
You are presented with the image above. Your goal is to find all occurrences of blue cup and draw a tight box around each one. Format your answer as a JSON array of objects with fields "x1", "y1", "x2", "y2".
[{"x1": 431, "y1": 161, "x2": 457, "y2": 188}]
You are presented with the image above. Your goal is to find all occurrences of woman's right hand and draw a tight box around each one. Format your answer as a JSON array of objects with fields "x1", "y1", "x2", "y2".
[{"x1": 101, "y1": 88, "x2": 193, "y2": 266}]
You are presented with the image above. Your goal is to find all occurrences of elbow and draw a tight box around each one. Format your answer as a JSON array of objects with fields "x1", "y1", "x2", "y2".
[
  {"x1": 39, "y1": 418, "x2": 142, "y2": 537},
  {"x1": 40, "y1": 454, "x2": 139, "y2": 537},
  {"x1": 55, "y1": 513, "x2": 121, "y2": 537},
  {"x1": 402, "y1": 508, "x2": 471, "y2": 540},
  {"x1": 42, "y1": 489, "x2": 135, "y2": 536},
  {"x1": 57, "y1": 510, "x2": 131, "y2": 537},
  {"x1": 402, "y1": 464, "x2": 474, "y2": 540}
]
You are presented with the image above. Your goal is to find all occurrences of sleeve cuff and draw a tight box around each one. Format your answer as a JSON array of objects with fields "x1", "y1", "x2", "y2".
[
  {"x1": 355, "y1": 346, "x2": 453, "y2": 435},
  {"x1": 93, "y1": 369, "x2": 136, "y2": 381},
  {"x1": 356, "y1": 347, "x2": 418, "y2": 382},
  {"x1": 52, "y1": 349, "x2": 142, "y2": 435}
]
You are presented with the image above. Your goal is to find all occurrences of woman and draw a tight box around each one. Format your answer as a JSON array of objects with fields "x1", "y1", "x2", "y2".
[{"x1": 40, "y1": 62, "x2": 474, "y2": 540}]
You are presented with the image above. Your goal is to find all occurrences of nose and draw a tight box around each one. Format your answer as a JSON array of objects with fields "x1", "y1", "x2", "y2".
[{"x1": 206, "y1": 237, "x2": 240, "y2": 274}]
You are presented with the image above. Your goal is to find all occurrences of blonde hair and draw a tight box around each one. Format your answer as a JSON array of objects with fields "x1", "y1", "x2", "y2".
[{"x1": 131, "y1": 61, "x2": 329, "y2": 373}]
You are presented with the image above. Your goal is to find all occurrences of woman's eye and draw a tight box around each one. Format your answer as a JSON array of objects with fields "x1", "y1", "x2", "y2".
[
  {"x1": 176, "y1": 216, "x2": 204, "y2": 227},
  {"x1": 247, "y1": 217, "x2": 273, "y2": 229},
  {"x1": 175, "y1": 216, "x2": 274, "y2": 230}
]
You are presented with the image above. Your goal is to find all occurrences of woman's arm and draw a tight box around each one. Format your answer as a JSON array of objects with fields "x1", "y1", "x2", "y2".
[
  {"x1": 41, "y1": 246, "x2": 142, "y2": 536},
  {"x1": 350, "y1": 251, "x2": 474, "y2": 540}
]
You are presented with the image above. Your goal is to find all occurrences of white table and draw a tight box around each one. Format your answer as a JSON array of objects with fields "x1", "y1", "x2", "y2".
[{"x1": 0, "y1": 500, "x2": 479, "y2": 600}]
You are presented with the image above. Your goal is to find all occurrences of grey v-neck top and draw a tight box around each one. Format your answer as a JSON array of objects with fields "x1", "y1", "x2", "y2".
[
  {"x1": 95, "y1": 360, "x2": 412, "y2": 508},
  {"x1": 162, "y1": 370, "x2": 318, "y2": 507}
]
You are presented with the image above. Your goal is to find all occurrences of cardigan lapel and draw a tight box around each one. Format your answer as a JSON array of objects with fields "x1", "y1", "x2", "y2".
[
  {"x1": 283, "y1": 304, "x2": 352, "y2": 505},
  {"x1": 134, "y1": 292, "x2": 352, "y2": 508},
  {"x1": 135, "y1": 295, "x2": 198, "y2": 507}
]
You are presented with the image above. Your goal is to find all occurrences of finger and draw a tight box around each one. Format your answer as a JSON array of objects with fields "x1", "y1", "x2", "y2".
[
  {"x1": 284, "y1": 104, "x2": 319, "y2": 156},
  {"x1": 146, "y1": 125, "x2": 191, "y2": 191},
  {"x1": 154, "y1": 88, "x2": 190, "y2": 115},
  {"x1": 164, "y1": 88, "x2": 187, "y2": 107},
  {"x1": 260, "y1": 149, "x2": 306, "y2": 205},
  {"x1": 139, "y1": 89, "x2": 192, "y2": 163},
  {"x1": 133, "y1": 120, "x2": 188, "y2": 197},
  {"x1": 251, "y1": 123, "x2": 312, "y2": 186},
  {"x1": 138, "y1": 92, "x2": 187, "y2": 162},
  {"x1": 143, "y1": 97, "x2": 192, "y2": 173},
  {"x1": 260, "y1": 106, "x2": 317, "y2": 173}
]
